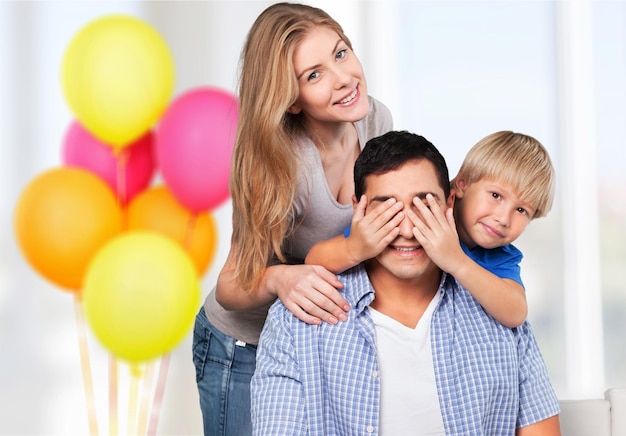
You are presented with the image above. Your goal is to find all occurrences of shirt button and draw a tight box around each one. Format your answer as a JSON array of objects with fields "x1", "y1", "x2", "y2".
[
  {"x1": 372, "y1": 370, "x2": 379, "y2": 378},
  {"x1": 366, "y1": 425, "x2": 374, "y2": 433}
]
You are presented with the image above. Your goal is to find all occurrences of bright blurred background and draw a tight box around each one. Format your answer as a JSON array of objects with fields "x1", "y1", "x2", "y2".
[{"x1": 1, "y1": 0, "x2": 625, "y2": 434}]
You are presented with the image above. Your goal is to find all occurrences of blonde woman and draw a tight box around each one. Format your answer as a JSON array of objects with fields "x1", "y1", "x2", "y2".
[{"x1": 192, "y1": 3, "x2": 393, "y2": 434}]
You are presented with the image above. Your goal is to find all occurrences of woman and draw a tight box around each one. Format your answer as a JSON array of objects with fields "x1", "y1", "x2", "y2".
[{"x1": 192, "y1": 3, "x2": 393, "y2": 434}]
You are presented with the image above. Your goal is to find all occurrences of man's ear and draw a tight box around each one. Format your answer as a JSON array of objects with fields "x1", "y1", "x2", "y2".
[
  {"x1": 352, "y1": 194, "x2": 359, "y2": 208},
  {"x1": 446, "y1": 190, "x2": 455, "y2": 209},
  {"x1": 287, "y1": 104, "x2": 302, "y2": 115}
]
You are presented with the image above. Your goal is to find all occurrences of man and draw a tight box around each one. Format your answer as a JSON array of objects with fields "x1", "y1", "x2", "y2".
[{"x1": 251, "y1": 130, "x2": 560, "y2": 435}]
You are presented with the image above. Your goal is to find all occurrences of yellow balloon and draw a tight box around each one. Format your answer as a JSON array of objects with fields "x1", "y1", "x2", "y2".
[
  {"x1": 62, "y1": 15, "x2": 175, "y2": 147},
  {"x1": 83, "y1": 231, "x2": 200, "y2": 363}
]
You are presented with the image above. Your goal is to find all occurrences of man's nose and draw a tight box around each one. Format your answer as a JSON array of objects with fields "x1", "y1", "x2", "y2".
[{"x1": 397, "y1": 210, "x2": 415, "y2": 238}]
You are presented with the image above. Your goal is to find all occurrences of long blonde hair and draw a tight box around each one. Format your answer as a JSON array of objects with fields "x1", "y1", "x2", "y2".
[{"x1": 230, "y1": 3, "x2": 352, "y2": 292}]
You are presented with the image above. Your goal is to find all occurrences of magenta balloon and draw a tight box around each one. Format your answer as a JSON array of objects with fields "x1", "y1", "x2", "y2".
[
  {"x1": 62, "y1": 121, "x2": 156, "y2": 204},
  {"x1": 156, "y1": 87, "x2": 238, "y2": 212}
]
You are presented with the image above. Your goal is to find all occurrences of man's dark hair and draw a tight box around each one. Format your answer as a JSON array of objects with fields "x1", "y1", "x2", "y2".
[{"x1": 354, "y1": 130, "x2": 450, "y2": 200}]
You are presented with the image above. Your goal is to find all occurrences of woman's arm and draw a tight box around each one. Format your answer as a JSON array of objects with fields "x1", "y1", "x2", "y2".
[{"x1": 216, "y1": 242, "x2": 351, "y2": 325}]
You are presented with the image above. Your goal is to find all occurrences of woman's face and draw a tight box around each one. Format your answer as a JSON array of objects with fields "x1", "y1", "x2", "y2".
[{"x1": 290, "y1": 26, "x2": 369, "y2": 125}]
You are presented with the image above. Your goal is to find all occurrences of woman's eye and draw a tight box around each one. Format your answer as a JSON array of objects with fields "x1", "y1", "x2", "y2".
[
  {"x1": 307, "y1": 71, "x2": 320, "y2": 81},
  {"x1": 336, "y1": 49, "x2": 347, "y2": 60}
]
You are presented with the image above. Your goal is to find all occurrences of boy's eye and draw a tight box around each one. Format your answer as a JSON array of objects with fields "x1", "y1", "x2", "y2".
[
  {"x1": 517, "y1": 207, "x2": 528, "y2": 216},
  {"x1": 491, "y1": 192, "x2": 501, "y2": 200}
]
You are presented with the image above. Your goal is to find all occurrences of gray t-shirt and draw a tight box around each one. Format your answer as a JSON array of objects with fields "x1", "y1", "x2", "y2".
[{"x1": 203, "y1": 97, "x2": 393, "y2": 344}]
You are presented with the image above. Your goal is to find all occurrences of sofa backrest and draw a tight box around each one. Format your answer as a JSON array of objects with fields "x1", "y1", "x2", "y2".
[
  {"x1": 558, "y1": 387, "x2": 626, "y2": 435},
  {"x1": 559, "y1": 398, "x2": 611, "y2": 436}
]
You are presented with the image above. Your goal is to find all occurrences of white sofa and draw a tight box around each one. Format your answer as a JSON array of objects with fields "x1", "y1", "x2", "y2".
[{"x1": 559, "y1": 387, "x2": 626, "y2": 435}]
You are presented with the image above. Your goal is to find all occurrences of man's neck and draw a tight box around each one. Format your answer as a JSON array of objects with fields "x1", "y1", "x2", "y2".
[{"x1": 364, "y1": 261, "x2": 441, "y2": 329}]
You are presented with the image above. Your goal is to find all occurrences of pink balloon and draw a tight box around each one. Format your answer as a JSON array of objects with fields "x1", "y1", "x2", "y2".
[
  {"x1": 156, "y1": 87, "x2": 238, "y2": 212},
  {"x1": 62, "y1": 120, "x2": 156, "y2": 204}
]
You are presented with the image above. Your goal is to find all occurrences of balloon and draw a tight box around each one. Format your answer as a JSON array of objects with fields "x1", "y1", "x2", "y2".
[
  {"x1": 62, "y1": 15, "x2": 175, "y2": 147},
  {"x1": 156, "y1": 87, "x2": 238, "y2": 212},
  {"x1": 14, "y1": 167, "x2": 122, "y2": 292},
  {"x1": 62, "y1": 120, "x2": 156, "y2": 204},
  {"x1": 83, "y1": 231, "x2": 200, "y2": 363},
  {"x1": 125, "y1": 186, "x2": 218, "y2": 275}
]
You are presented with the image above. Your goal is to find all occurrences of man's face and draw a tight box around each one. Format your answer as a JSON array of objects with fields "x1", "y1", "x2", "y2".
[{"x1": 363, "y1": 159, "x2": 453, "y2": 283}]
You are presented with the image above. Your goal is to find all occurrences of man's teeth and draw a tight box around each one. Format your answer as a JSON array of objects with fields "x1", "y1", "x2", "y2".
[
  {"x1": 395, "y1": 247, "x2": 416, "y2": 252},
  {"x1": 338, "y1": 89, "x2": 357, "y2": 104}
]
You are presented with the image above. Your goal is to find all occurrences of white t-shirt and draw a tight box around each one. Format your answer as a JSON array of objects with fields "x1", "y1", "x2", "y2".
[{"x1": 370, "y1": 291, "x2": 446, "y2": 435}]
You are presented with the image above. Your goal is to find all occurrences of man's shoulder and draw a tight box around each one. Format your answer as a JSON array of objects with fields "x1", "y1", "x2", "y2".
[
  {"x1": 266, "y1": 265, "x2": 372, "y2": 332},
  {"x1": 337, "y1": 264, "x2": 373, "y2": 305}
]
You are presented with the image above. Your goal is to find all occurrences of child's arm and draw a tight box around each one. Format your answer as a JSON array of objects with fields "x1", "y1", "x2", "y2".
[
  {"x1": 410, "y1": 194, "x2": 527, "y2": 328},
  {"x1": 305, "y1": 195, "x2": 404, "y2": 273}
]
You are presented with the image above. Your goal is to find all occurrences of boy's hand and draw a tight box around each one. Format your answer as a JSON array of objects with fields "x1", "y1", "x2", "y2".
[
  {"x1": 409, "y1": 193, "x2": 466, "y2": 273},
  {"x1": 346, "y1": 195, "x2": 404, "y2": 264}
]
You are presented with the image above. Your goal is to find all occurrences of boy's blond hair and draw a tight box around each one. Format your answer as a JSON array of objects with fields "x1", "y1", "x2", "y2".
[{"x1": 452, "y1": 131, "x2": 555, "y2": 218}]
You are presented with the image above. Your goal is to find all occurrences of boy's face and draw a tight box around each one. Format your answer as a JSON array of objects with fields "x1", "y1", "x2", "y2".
[
  {"x1": 363, "y1": 159, "x2": 453, "y2": 283},
  {"x1": 454, "y1": 178, "x2": 534, "y2": 249}
]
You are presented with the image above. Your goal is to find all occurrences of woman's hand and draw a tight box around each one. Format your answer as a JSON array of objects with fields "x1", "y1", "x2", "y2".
[{"x1": 268, "y1": 264, "x2": 350, "y2": 325}]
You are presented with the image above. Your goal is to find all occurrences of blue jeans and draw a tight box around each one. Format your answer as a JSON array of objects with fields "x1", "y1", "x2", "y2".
[{"x1": 192, "y1": 307, "x2": 257, "y2": 436}]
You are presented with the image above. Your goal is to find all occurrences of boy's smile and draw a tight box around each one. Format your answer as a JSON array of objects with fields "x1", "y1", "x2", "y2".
[{"x1": 454, "y1": 178, "x2": 534, "y2": 249}]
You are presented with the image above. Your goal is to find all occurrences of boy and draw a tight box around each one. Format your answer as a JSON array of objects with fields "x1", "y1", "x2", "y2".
[{"x1": 305, "y1": 130, "x2": 555, "y2": 327}]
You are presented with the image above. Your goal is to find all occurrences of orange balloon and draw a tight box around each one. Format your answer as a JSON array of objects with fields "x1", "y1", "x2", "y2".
[
  {"x1": 125, "y1": 186, "x2": 218, "y2": 275},
  {"x1": 14, "y1": 167, "x2": 122, "y2": 292}
]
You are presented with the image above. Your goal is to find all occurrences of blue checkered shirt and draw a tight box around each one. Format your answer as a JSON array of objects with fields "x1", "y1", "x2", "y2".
[{"x1": 251, "y1": 264, "x2": 560, "y2": 435}]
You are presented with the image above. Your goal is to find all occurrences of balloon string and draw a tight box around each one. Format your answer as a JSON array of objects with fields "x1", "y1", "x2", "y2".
[
  {"x1": 127, "y1": 368, "x2": 141, "y2": 436},
  {"x1": 184, "y1": 213, "x2": 198, "y2": 250},
  {"x1": 146, "y1": 215, "x2": 191, "y2": 434},
  {"x1": 115, "y1": 147, "x2": 129, "y2": 227},
  {"x1": 74, "y1": 297, "x2": 99, "y2": 436},
  {"x1": 108, "y1": 356, "x2": 118, "y2": 436},
  {"x1": 137, "y1": 361, "x2": 155, "y2": 436},
  {"x1": 147, "y1": 354, "x2": 171, "y2": 436}
]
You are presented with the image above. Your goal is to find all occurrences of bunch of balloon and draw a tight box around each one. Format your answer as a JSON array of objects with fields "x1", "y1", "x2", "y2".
[
  {"x1": 12, "y1": 13, "x2": 217, "y2": 436},
  {"x1": 60, "y1": 13, "x2": 180, "y2": 436}
]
